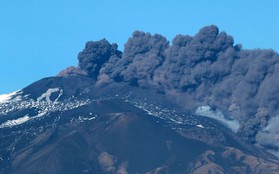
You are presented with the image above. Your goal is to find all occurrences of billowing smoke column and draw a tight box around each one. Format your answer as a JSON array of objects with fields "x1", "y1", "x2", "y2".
[
  {"x1": 58, "y1": 25, "x2": 279, "y2": 154},
  {"x1": 58, "y1": 39, "x2": 122, "y2": 78},
  {"x1": 102, "y1": 31, "x2": 169, "y2": 86},
  {"x1": 78, "y1": 39, "x2": 122, "y2": 78}
]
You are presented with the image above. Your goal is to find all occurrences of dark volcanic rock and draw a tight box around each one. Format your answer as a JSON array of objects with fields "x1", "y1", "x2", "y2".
[{"x1": 0, "y1": 76, "x2": 279, "y2": 174}]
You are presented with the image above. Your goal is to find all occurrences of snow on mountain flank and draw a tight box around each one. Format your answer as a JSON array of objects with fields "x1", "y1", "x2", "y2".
[
  {"x1": 78, "y1": 115, "x2": 97, "y2": 122},
  {"x1": 0, "y1": 91, "x2": 21, "y2": 104},
  {"x1": 0, "y1": 115, "x2": 30, "y2": 128},
  {"x1": 37, "y1": 88, "x2": 62, "y2": 103},
  {"x1": 196, "y1": 124, "x2": 205, "y2": 128}
]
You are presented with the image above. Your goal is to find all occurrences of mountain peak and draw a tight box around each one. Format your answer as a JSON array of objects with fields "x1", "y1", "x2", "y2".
[{"x1": 2, "y1": 25, "x2": 279, "y2": 173}]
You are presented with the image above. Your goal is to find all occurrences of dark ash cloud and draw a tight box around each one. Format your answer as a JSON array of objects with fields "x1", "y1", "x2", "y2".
[
  {"x1": 59, "y1": 39, "x2": 122, "y2": 79},
  {"x1": 102, "y1": 31, "x2": 169, "y2": 86},
  {"x1": 58, "y1": 25, "x2": 279, "y2": 154}
]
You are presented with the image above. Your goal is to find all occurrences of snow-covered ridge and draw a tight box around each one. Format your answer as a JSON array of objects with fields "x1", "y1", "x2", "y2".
[
  {"x1": 0, "y1": 88, "x2": 91, "y2": 128},
  {"x1": 0, "y1": 91, "x2": 22, "y2": 104},
  {"x1": 1, "y1": 89, "x2": 216, "y2": 130},
  {"x1": 124, "y1": 96, "x2": 217, "y2": 129},
  {"x1": 0, "y1": 88, "x2": 90, "y2": 115}
]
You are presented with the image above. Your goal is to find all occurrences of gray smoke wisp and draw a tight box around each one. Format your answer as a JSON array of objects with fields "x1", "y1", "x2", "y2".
[{"x1": 58, "y1": 25, "x2": 279, "y2": 154}]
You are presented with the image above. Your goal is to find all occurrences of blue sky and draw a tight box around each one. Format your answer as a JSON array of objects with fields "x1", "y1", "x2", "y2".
[{"x1": 0, "y1": 0, "x2": 278, "y2": 94}]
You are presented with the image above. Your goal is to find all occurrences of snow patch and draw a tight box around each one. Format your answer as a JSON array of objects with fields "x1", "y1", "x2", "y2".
[
  {"x1": 196, "y1": 124, "x2": 205, "y2": 128},
  {"x1": 0, "y1": 91, "x2": 21, "y2": 104},
  {"x1": 195, "y1": 105, "x2": 240, "y2": 133},
  {"x1": 0, "y1": 115, "x2": 30, "y2": 128},
  {"x1": 0, "y1": 111, "x2": 49, "y2": 129},
  {"x1": 37, "y1": 88, "x2": 62, "y2": 103},
  {"x1": 78, "y1": 116, "x2": 96, "y2": 122}
]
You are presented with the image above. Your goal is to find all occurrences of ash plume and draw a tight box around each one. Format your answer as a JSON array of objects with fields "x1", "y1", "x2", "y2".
[
  {"x1": 58, "y1": 25, "x2": 279, "y2": 154},
  {"x1": 102, "y1": 31, "x2": 169, "y2": 86},
  {"x1": 58, "y1": 39, "x2": 122, "y2": 78}
]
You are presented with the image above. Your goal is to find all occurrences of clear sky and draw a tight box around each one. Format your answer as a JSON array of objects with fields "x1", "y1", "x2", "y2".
[{"x1": 0, "y1": 0, "x2": 278, "y2": 94}]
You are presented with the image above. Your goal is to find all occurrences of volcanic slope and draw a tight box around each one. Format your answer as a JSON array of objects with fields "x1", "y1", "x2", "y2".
[{"x1": 0, "y1": 76, "x2": 278, "y2": 174}]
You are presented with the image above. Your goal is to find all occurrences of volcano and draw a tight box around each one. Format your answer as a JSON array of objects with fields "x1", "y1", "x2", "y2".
[{"x1": 1, "y1": 25, "x2": 279, "y2": 173}]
